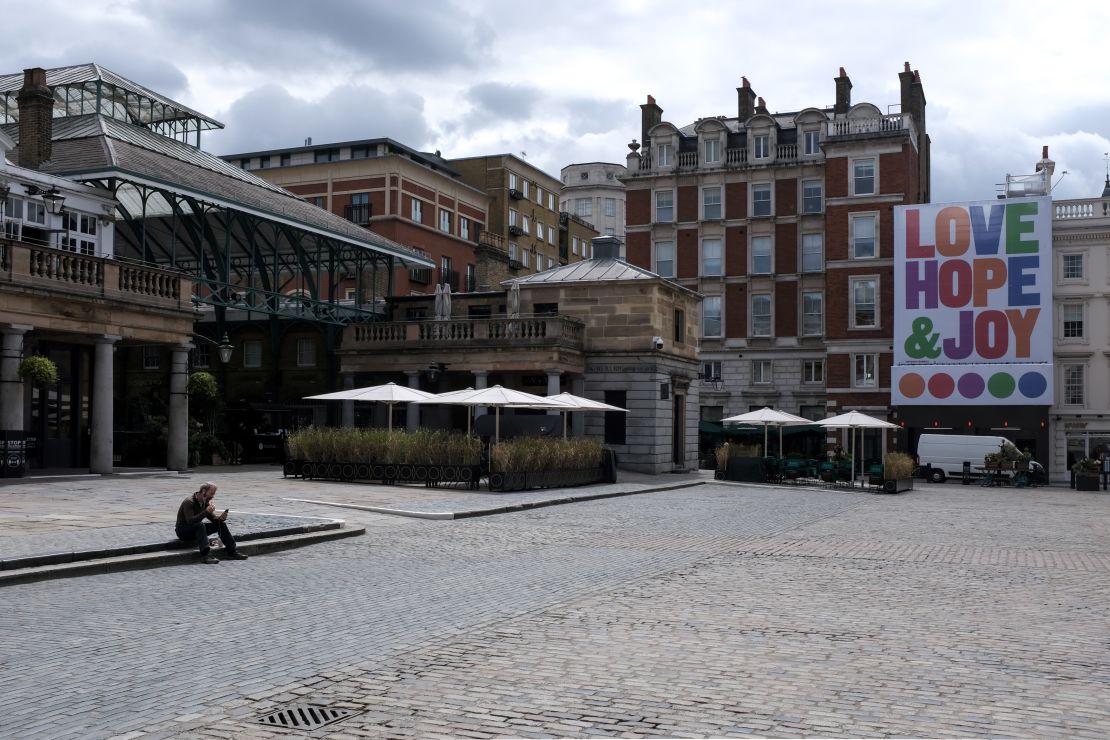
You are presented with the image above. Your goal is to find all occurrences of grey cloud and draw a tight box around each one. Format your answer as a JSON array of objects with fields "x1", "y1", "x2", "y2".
[
  {"x1": 565, "y1": 98, "x2": 633, "y2": 137},
  {"x1": 207, "y1": 83, "x2": 432, "y2": 155},
  {"x1": 145, "y1": 0, "x2": 495, "y2": 74},
  {"x1": 467, "y1": 82, "x2": 541, "y2": 121}
]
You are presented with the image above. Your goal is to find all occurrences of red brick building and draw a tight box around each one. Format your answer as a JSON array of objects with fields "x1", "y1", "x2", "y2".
[
  {"x1": 622, "y1": 64, "x2": 930, "y2": 461},
  {"x1": 222, "y1": 138, "x2": 488, "y2": 297}
]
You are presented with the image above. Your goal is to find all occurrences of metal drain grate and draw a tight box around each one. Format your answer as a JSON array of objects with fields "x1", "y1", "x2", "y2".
[{"x1": 255, "y1": 704, "x2": 358, "y2": 731}]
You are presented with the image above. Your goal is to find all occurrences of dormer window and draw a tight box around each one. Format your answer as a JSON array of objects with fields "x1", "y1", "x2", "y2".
[
  {"x1": 803, "y1": 130, "x2": 820, "y2": 156},
  {"x1": 703, "y1": 139, "x2": 720, "y2": 164},
  {"x1": 753, "y1": 135, "x2": 770, "y2": 159},
  {"x1": 657, "y1": 143, "x2": 673, "y2": 167}
]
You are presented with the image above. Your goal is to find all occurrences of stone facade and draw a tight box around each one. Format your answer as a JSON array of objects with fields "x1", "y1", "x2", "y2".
[{"x1": 560, "y1": 162, "x2": 628, "y2": 245}]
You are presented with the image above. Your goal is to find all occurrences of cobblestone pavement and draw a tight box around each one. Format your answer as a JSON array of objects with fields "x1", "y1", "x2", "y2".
[{"x1": 2, "y1": 475, "x2": 1109, "y2": 738}]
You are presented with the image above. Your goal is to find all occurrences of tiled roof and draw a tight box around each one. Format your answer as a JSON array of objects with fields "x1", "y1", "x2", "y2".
[
  {"x1": 503, "y1": 258, "x2": 659, "y2": 284},
  {"x1": 2, "y1": 115, "x2": 432, "y2": 267}
]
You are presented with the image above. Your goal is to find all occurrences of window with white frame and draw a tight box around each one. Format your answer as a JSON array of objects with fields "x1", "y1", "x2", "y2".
[
  {"x1": 657, "y1": 142, "x2": 672, "y2": 167},
  {"x1": 853, "y1": 354, "x2": 877, "y2": 387},
  {"x1": 605, "y1": 227, "x2": 614, "y2": 235},
  {"x1": 466, "y1": 264, "x2": 476, "y2": 291},
  {"x1": 802, "y1": 291, "x2": 823, "y2": 335},
  {"x1": 535, "y1": 220, "x2": 543, "y2": 239},
  {"x1": 700, "y1": 187, "x2": 721, "y2": 220},
  {"x1": 522, "y1": 215, "x2": 530, "y2": 233},
  {"x1": 508, "y1": 242, "x2": 518, "y2": 261},
  {"x1": 655, "y1": 241, "x2": 674, "y2": 277},
  {"x1": 801, "y1": 234, "x2": 823, "y2": 273},
  {"x1": 411, "y1": 199, "x2": 423, "y2": 222},
  {"x1": 702, "y1": 239, "x2": 722, "y2": 276},
  {"x1": 1063, "y1": 364, "x2": 1085, "y2": 405},
  {"x1": 751, "y1": 236, "x2": 772, "y2": 274},
  {"x1": 752, "y1": 183, "x2": 771, "y2": 217},
  {"x1": 571, "y1": 237, "x2": 579, "y2": 256},
  {"x1": 547, "y1": 257, "x2": 554, "y2": 269},
  {"x1": 548, "y1": 193, "x2": 555, "y2": 210},
  {"x1": 535, "y1": 185, "x2": 542, "y2": 204},
  {"x1": 439, "y1": 209, "x2": 451, "y2": 233},
  {"x1": 508, "y1": 173, "x2": 518, "y2": 190},
  {"x1": 142, "y1": 346, "x2": 160, "y2": 370},
  {"x1": 851, "y1": 277, "x2": 878, "y2": 328},
  {"x1": 803, "y1": 130, "x2": 820, "y2": 156},
  {"x1": 547, "y1": 225, "x2": 555, "y2": 244},
  {"x1": 803, "y1": 359, "x2": 824, "y2": 384},
  {"x1": 752, "y1": 359, "x2": 772, "y2": 384},
  {"x1": 753, "y1": 134, "x2": 769, "y2": 159},
  {"x1": 604, "y1": 198, "x2": 615, "y2": 217},
  {"x1": 702, "y1": 295, "x2": 722, "y2": 337},
  {"x1": 704, "y1": 138, "x2": 720, "y2": 163},
  {"x1": 1062, "y1": 253, "x2": 1084, "y2": 280},
  {"x1": 583, "y1": 241, "x2": 591, "y2": 258},
  {"x1": 62, "y1": 211, "x2": 97, "y2": 255},
  {"x1": 521, "y1": 250, "x2": 530, "y2": 269},
  {"x1": 522, "y1": 180, "x2": 530, "y2": 199},
  {"x1": 751, "y1": 294, "x2": 772, "y2": 336},
  {"x1": 656, "y1": 190, "x2": 673, "y2": 222},
  {"x1": 508, "y1": 209, "x2": 518, "y2": 227},
  {"x1": 192, "y1": 344, "x2": 210, "y2": 369},
  {"x1": 575, "y1": 197, "x2": 592, "y2": 217},
  {"x1": 851, "y1": 213, "x2": 877, "y2": 258},
  {"x1": 243, "y1": 340, "x2": 262, "y2": 368},
  {"x1": 460, "y1": 217, "x2": 470, "y2": 240},
  {"x1": 702, "y1": 360, "x2": 722, "y2": 381},
  {"x1": 296, "y1": 338, "x2": 316, "y2": 367},
  {"x1": 1062, "y1": 302, "x2": 1084, "y2": 338},
  {"x1": 802, "y1": 180, "x2": 823, "y2": 214},
  {"x1": 852, "y1": 158, "x2": 876, "y2": 195}
]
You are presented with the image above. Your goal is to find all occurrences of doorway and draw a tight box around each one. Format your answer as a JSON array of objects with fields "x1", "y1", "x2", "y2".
[
  {"x1": 672, "y1": 392, "x2": 685, "y2": 467},
  {"x1": 29, "y1": 344, "x2": 90, "y2": 469}
]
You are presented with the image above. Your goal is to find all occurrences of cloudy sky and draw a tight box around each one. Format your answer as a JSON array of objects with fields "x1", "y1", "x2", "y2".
[{"x1": 4, "y1": 0, "x2": 1109, "y2": 202}]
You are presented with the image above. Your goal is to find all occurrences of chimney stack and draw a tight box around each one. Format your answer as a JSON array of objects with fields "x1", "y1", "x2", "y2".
[
  {"x1": 834, "y1": 67, "x2": 852, "y2": 115},
  {"x1": 640, "y1": 94, "x2": 662, "y2": 153},
  {"x1": 755, "y1": 96, "x2": 768, "y2": 115},
  {"x1": 17, "y1": 68, "x2": 53, "y2": 170},
  {"x1": 737, "y1": 77, "x2": 756, "y2": 121}
]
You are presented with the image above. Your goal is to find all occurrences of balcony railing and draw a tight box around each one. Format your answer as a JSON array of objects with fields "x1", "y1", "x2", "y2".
[
  {"x1": 349, "y1": 315, "x2": 585, "y2": 351},
  {"x1": 1, "y1": 239, "x2": 187, "y2": 307},
  {"x1": 826, "y1": 113, "x2": 913, "y2": 139},
  {"x1": 1055, "y1": 199, "x2": 1110, "y2": 220}
]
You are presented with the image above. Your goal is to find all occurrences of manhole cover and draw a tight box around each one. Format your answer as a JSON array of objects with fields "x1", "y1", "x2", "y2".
[{"x1": 255, "y1": 704, "x2": 358, "y2": 731}]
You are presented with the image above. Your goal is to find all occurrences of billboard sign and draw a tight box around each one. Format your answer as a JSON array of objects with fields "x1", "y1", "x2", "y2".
[{"x1": 893, "y1": 196, "x2": 1052, "y2": 405}]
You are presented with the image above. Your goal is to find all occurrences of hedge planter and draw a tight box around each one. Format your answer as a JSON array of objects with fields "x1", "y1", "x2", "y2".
[
  {"x1": 1075, "y1": 474, "x2": 1100, "y2": 492},
  {"x1": 488, "y1": 466, "x2": 606, "y2": 492},
  {"x1": 283, "y1": 459, "x2": 482, "y2": 489},
  {"x1": 880, "y1": 478, "x2": 914, "y2": 494}
]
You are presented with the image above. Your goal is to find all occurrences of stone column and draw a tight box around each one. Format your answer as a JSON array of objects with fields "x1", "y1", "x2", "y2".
[
  {"x1": 406, "y1": 370, "x2": 422, "y2": 431},
  {"x1": 0, "y1": 326, "x2": 29, "y2": 432},
  {"x1": 473, "y1": 370, "x2": 488, "y2": 417},
  {"x1": 90, "y1": 336, "x2": 120, "y2": 474},
  {"x1": 341, "y1": 373, "x2": 355, "y2": 428},
  {"x1": 167, "y1": 344, "x2": 191, "y2": 471}
]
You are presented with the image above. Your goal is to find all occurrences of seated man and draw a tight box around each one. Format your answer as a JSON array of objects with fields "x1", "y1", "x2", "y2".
[{"x1": 176, "y1": 482, "x2": 248, "y2": 564}]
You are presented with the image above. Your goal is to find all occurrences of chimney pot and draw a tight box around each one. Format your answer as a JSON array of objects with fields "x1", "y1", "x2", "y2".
[
  {"x1": 647, "y1": 94, "x2": 655, "y2": 105},
  {"x1": 839, "y1": 67, "x2": 847, "y2": 78},
  {"x1": 833, "y1": 68, "x2": 853, "y2": 115},
  {"x1": 741, "y1": 76, "x2": 750, "y2": 89},
  {"x1": 904, "y1": 61, "x2": 911, "y2": 72},
  {"x1": 1042, "y1": 145, "x2": 1049, "y2": 159}
]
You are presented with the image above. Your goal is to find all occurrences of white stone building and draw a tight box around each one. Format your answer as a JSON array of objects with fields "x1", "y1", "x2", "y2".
[{"x1": 560, "y1": 162, "x2": 627, "y2": 247}]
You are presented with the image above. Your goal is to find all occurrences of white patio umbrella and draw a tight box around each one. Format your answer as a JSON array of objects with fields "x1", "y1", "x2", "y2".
[
  {"x1": 721, "y1": 407, "x2": 811, "y2": 457},
  {"x1": 417, "y1": 385, "x2": 571, "y2": 443},
  {"x1": 441, "y1": 282, "x2": 452, "y2": 319},
  {"x1": 815, "y1": 410, "x2": 899, "y2": 487},
  {"x1": 433, "y1": 283, "x2": 445, "y2": 320},
  {"x1": 304, "y1": 382, "x2": 436, "y2": 433},
  {"x1": 508, "y1": 392, "x2": 628, "y2": 438},
  {"x1": 426, "y1": 387, "x2": 477, "y2": 434}
]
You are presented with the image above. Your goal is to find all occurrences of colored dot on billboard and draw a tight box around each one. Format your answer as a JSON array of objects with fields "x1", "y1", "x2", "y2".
[
  {"x1": 987, "y1": 372, "x2": 1016, "y2": 398},
  {"x1": 899, "y1": 373, "x2": 926, "y2": 398},
  {"x1": 957, "y1": 373, "x2": 985, "y2": 399},
  {"x1": 1018, "y1": 371, "x2": 1048, "y2": 399},
  {"x1": 927, "y1": 373, "x2": 955, "y2": 399}
]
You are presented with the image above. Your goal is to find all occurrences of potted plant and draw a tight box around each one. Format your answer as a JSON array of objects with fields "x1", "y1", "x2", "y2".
[
  {"x1": 18, "y1": 355, "x2": 58, "y2": 386},
  {"x1": 880, "y1": 452, "x2": 915, "y2": 493},
  {"x1": 1072, "y1": 457, "x2": 1101, "y2": 491}
]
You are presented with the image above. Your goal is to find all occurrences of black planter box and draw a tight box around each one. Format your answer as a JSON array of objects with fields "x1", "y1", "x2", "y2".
[
  {"x1": 283, "y1": 459, "x2": 482, "y2": 489},
  {"x1": 1075, "y1": 474, "x2": 1100, "y2": 492},
  {"x1": 724, "y1": 457, "x2": 764, "y2": 482},
  {"x1": 487, "y1": 466, "x2": 606, "y2": 492},
  {"x1": 881, "y1": 478, "x2": 914, "y2": 494}
]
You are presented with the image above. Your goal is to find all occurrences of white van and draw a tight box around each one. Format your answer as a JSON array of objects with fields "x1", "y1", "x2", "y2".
[{"x1": 916, "y1": 434, "x2": 1044, "y2": 483}]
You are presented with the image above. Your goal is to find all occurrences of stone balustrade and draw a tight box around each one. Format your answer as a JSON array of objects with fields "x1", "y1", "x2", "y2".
[
  {"x1": 1055, "y1": 199, "x2": 1110, "y2": 220},
  {"x1": 350, "y1": 315, "x2": 585, "y2": 351},
  {"x1": 826, "y1": 113, "x2": 913, "y2": 139},
  {"x1": 1, "y1": 239, "x2": 188, "y2": 307}
]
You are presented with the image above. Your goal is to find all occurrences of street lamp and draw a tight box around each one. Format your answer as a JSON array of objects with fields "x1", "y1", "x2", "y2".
[
  {"x1": 217, "y1": 333, "x2": 233, "y2": 364},
  {"x1": 26, "y1": 185, "x2": 65, "y2": 216}
]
